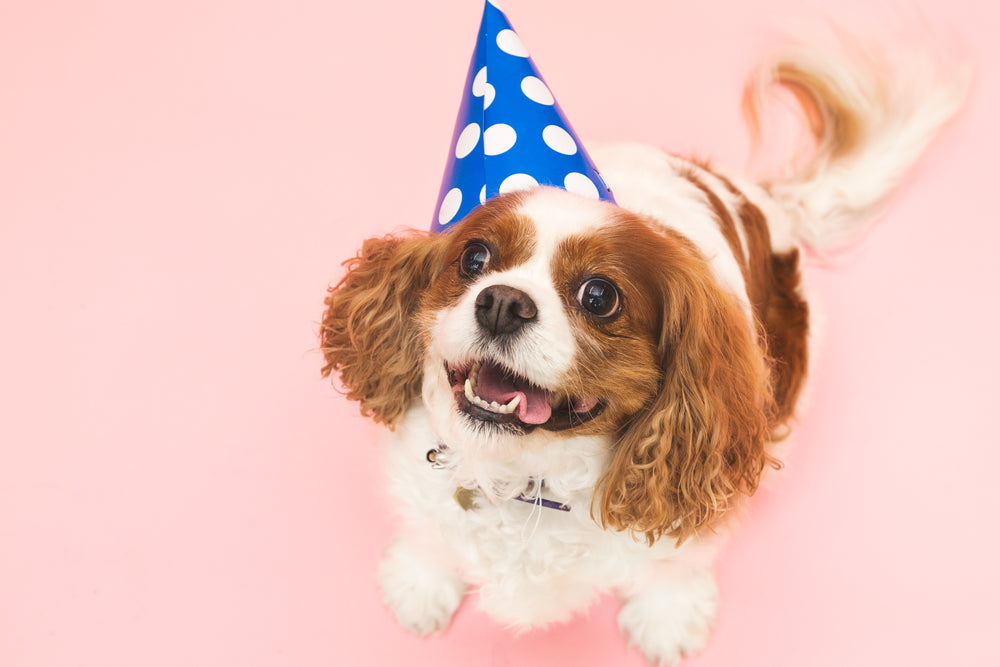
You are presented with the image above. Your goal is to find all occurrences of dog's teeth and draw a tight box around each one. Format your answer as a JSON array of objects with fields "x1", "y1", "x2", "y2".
[
  {"x1": 461, "y1": 362, "x2": 525, "y2": 416},
  {"x1": 496, "y1": 395, "x2": 521, "y2": 414}
]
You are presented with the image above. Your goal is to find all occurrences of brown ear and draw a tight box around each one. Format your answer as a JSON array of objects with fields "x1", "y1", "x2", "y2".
[
  {"x1": 597, "y1": 240, "x2": 777, "y2": 545},
  {"x1": 320, "y1": 232, "x2": 449, "y2": 427}
]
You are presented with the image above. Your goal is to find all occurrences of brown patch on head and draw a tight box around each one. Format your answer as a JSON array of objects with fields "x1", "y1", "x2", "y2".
[
  {"x1": 547, "y1": 211, "x2": 671, "y2": 435},
  {"x1": 421, "y1": 192, "x2": 538, "y2": 313}
]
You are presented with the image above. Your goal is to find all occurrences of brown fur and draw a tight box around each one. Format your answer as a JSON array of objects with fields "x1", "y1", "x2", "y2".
[
  {"x1": 762, "y1": 247, "x2": 809, "y2": 424},
  {"x1": 684, "y1": 168, "x2": 811, "y2": 428},
  {"x1": 322, "y1": 188, "x2": 802, "y2": 546},
  {"x1": 731, "y1": 198, "x2": 810, "y2": 425},
  {"x1": 681, "y1": 170, "x2": 754, "y2": 295},
  {"x1": 320, "y1": 232, "x2": 450, "y2": 427},
  {"x1": 547, "y1": 214, "x2": 677, "y2": 436},
  {"x1": 321, "y1": 194, "x2": 537, "y2": 427},
  {"x1": 741, "y1": 60, "x2": 868, "y2": 181},
  {"x1": 593, "y1": 226, "x2": 778, "y2": 546},
  {"x1": 421, "y1": 194, "x2": 538, "y2": 314},
  {"x1": 775, "y1": 63, "x2": 866, "y2": 162}
]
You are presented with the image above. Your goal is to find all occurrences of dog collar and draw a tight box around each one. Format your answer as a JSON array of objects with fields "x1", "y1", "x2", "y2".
[{"x1": 426, "y1": 445, "x2": 571, "y2": 512}]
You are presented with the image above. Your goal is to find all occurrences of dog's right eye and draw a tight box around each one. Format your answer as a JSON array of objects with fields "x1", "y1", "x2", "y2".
[{"x1": 459, "y1": 242, "x2": 491, "y2": 278}]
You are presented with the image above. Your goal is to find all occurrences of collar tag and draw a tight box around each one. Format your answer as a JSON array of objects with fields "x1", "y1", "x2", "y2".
[
  {"x1": 453, "y1": 486, "x2": 480, "y2": 512},
  {"x1": 430, "y1": 446, "x2": 571, "y2": 513}
]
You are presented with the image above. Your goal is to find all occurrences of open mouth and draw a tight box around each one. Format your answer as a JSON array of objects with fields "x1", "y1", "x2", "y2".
[{"x1": 446, "y1": 360, "x2": 604, "y2": 432}]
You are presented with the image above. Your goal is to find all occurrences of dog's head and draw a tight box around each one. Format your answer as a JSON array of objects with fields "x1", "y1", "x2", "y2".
[{"x1": 321, "y1": 187, "x2": 775, "y2": 544}]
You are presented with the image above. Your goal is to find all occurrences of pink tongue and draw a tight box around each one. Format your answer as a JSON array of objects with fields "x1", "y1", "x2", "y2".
[{"x1": 476, "y1": 362, "x2": 552, "y2": 425}]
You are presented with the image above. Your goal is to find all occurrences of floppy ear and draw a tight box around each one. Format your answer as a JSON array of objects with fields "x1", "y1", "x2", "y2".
[
  {"x1": 320, "y1": 232, "x2": 449, "y2": 427},
  {"x1": 597, "y1": 241, "x2": 777, "y2": 545}
]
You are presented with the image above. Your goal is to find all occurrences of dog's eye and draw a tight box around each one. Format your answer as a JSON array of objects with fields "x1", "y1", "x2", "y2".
[
  {"x1": 459, "y1": 242, "x2": 491, "y2": 278},
  {"x1": 576, "y1": 278, "x2": 620, "y2": 318}
]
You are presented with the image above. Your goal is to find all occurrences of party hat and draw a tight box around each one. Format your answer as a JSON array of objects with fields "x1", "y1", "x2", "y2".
[{"x1": 431, "y1": 1, "x2": 615, "y2": 232}]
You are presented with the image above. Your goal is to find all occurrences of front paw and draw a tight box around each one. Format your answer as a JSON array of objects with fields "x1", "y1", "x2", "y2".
[
  {"x1": 618, "y1": 570, "x2": 718, "y2": 666},
  {"x1": 377, "y1": 537, "x2": 466, "y2": 636}
]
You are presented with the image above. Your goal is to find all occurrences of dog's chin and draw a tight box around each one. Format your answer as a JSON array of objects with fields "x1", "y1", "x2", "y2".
[{"x1": 445, "y1": 360, "x2": 605, "y2": 436}]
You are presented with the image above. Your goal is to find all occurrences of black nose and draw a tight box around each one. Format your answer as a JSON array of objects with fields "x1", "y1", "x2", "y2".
[{"x1": 475, "y1": 285, "x2": 538, "y2": 336}]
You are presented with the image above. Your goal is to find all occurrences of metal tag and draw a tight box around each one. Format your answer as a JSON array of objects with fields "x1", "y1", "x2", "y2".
[{"x1": 452, "y1": 486, "x2": 480, "y2": 512}]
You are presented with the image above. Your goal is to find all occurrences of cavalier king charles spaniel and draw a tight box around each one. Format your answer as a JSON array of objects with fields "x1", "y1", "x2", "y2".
[{"x1": 319, "y1": 39, "x2": 966, "y2": 665}]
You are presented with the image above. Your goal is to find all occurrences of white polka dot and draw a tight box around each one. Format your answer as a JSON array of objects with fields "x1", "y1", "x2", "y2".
[
  {"x1": 483, "y1": 124, "x2": 516, "y2": 155},
  {"x1": 520, "y1": 76, "x2": 553, "y2": 105},
  {"x1": 483, "y1": 83, "x2": 495, "y2": 109},
  {"x1": 496, "y1": 29, "x2": 529, "y2": 57},
  {"x1": 542, "y1": 125, "x2": 577, "y2": 155},
  {"x1": 472, "y1": 67, "x2": 487, "y2": 97},
  {"x1": 499, "y1": 173, "x2": 538, "y2": 194},
  {"x1": 487, "y1": 0, "x2": 502, "y2": 8},
  {"x1": 455, "y1": 123, "x2": 480, "y2": 159},
  {"x1": 564, "y1": 172, "x2": 600, "y2": 199},
  {"x1": 438, "y1": 188, "x2": 463, "y2": 225},
  {"x1": 480, "y1": 185, "x2": 487, "y2": 204}
]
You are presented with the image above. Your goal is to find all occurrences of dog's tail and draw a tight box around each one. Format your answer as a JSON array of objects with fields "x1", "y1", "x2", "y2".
[{"x1": 743, "y1": 32, "x2": 971, "y2": 256}]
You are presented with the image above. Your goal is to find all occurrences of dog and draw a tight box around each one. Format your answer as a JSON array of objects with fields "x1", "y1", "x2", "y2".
[{"x1": 319, "y1": 36, "x2": 967, "y2": 665}]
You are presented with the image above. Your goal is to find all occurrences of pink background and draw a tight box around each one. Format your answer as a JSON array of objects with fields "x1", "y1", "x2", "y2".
[{"x1": 2, "y1": 0, "x2": 998, "y2": 665}]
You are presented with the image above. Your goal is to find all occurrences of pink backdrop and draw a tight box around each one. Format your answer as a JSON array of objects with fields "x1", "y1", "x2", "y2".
[{"x1": 2, "y1": 0, "x2": 998, "y2": 665}]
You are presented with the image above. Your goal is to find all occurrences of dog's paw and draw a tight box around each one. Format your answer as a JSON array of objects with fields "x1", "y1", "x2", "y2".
[
  {"x1": 377, "y1": 537, "x2": 466, "y2": 636},
  {"x1": 618, "y1": 570, "x2": 719, "y2": 667}
]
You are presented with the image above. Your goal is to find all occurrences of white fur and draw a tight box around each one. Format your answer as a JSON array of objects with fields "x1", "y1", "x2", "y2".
[
  {"x1": 368, "y1": 37, "x2": 965, "y2": 666},
  {"x1": 390, "y1": 175, "x2": 739, "y2": 664},
  {"x1": 427, "y1": 191, "x2": 611, "y2": 395},
  {"x1": 377, "y1": 535, "x2": 466, "y2": 636},
  {"x1": 618, "y1": 569, "x2": 719, "y2": 666},
  {"x1": 421, "y1": 190, "x2": 618, "y2": 462},
  {"x1": 382, "y1": 405, "x2": 726, "y2": 646}
]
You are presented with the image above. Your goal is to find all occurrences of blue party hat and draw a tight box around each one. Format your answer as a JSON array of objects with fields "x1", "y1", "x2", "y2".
[{"x1": 431, "y1": 1, "x2": 615, "y2": 232}]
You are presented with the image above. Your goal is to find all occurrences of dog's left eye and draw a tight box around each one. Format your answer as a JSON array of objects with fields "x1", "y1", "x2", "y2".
[
  {"x1": 459, "y1": 242, "x2": 491, "y2": 278},
  {"x1": 577, "y1": 278, "x2": 620, "y2": 318}
]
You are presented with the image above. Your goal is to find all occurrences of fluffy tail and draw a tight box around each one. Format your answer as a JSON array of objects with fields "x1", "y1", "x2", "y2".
[{"x1": 743, "y1": 32, "x2": 971, "y2": 255}]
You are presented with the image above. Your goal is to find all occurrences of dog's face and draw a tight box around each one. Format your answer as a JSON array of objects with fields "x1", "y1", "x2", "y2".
[
  {"x1": 420, "y1": 189, "x2": 664, "y2": 450},
  {"x1": 322, "y1": 186, "x2": 775, "y2": 543}
]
